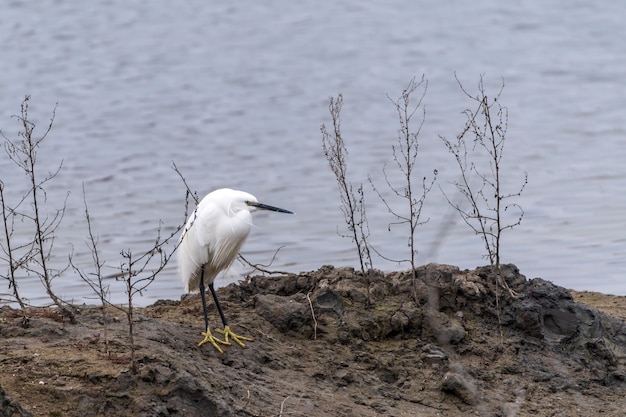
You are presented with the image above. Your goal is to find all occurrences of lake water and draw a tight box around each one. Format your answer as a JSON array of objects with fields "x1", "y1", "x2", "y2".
[{"x1": 1, "y1": 0, "x2": 625, "y2": 306}]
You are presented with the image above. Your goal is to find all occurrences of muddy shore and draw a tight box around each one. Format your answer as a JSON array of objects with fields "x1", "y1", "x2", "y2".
[{"x1": 2, "y1": 264, "x2": 626, "y2": 416}]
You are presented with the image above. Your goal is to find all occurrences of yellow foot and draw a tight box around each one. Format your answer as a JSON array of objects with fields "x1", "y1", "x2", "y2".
[
  {"x1": 215, "y1": 325, "x2": 253, "y2": 349},
  {"x1": 198, "y1": 327, "x2": 230, "y2": 353}
]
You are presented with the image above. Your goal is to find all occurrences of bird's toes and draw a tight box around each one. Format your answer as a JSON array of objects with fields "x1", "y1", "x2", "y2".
[
  {"x1": 198, "y1": 330, "x2": 230, "y2": 353},
  {"x1": 216, "y1": 326, "x2": 253, "y2": 348}
]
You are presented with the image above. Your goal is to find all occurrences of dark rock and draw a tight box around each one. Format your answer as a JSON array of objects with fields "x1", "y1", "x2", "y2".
[
  {"x1": 369, "y1": 279, "x2": 390, "y2": 302},
  {"x1": 0, "y1": 386, "x2": 33, "y2": 417},
  {"x1": 504, "y1": 276, "x2": 626, "y2": 386},
  {"x1": 254, "y1": 293, "x2": 312, "y2": 335},
  {"x1": 347, "y1": 288, "x2": 368, "y2": 304},
  {"x1": 441, "y1": 367, "x2": 479, "y2": 405},
  {"x1": 314, "y1": 289, "x2": 344, "y2": 316}
]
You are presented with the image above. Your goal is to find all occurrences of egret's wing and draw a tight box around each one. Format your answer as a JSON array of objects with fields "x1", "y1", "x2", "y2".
[
  {"x1": 183, "y1": 200, "x2": 248, "y2": 268},
  {"x1": 178, "y1": 193, "x2": 253, "y2": 293},
  {"x1": 193, "y1": 200, "x2": 222, "y2": 261},
  {"x1": 178, "y1": 200, "x2": 221, "y2": 292},
  {"x1": 194, "y1": 200, "x2": 253, "y2": 271}
]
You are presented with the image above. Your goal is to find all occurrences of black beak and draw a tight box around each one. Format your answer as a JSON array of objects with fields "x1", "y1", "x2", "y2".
[{"x1": 250, "y1": 202, "x2": 294, "y2": 214}]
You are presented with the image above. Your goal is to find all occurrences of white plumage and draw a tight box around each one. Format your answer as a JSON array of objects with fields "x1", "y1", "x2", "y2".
[
  {"x1": 177, "y1": 188, "x2": 293, "y2": 352},
  {"x1": 179, "y1": 188, "x2": 256, "y2": 293}
]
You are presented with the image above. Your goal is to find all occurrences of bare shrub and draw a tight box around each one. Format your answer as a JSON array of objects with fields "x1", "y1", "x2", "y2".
[
  {"x1": 0, "y1": 96, "x2": 75, "y2": 320},
  {"x1": 76, "y1": 217, "x2": 184, "y2": 372},
  {"x1": 73, "y1": 163, "x2": 189, "y2": 371},
  {"x1": 369, "y1": 77, "x2": 437, "y2": 300},
  {"x1": 70, "y1": 185, "x2": 111, "y2": 355},
  {"x1": 114, "y1": 224, "x2": 180, "y2": 372},
  {"x1": 0, "y1": 180, "x2": 27, "y2": 308},
  {"x1": 321, "y1": 94, "x2": 373, "y2": 276},
  {"x1": 440, "y1": 75, "x2": 527, "y2": 295}
]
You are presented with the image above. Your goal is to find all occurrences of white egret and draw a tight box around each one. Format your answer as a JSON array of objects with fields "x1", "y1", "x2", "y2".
[{"x1": 178, "y1": 188, "x2": 293, "y2": 353}]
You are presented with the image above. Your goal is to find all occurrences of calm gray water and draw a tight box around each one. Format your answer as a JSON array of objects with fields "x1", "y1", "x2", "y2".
[{"x1": 1, "y1": 0, "x2": 625, "y2": 306}]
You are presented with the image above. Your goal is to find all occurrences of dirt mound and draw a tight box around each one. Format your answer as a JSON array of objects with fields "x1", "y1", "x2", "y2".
[{"x1": 1, "y1": 264, "x2": 626, "y2": 416}]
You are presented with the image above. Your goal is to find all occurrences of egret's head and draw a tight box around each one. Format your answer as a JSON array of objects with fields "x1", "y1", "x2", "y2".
[
  {"x1": 217, "y1": 189, "x2": 293, "y2": 215},
  {"x1": 220, "y1": 190, "x2": 257, "y2": 214}
]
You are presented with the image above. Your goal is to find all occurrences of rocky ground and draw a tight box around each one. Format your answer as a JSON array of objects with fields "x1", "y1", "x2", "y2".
[{"x1": 1, "y1": 264, "x2": 626, "y2": 416}]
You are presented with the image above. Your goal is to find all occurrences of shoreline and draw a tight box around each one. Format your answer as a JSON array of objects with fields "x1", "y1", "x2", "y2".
[{"x1": 2, "y1": 264, "x2": 626, "y2": 416}]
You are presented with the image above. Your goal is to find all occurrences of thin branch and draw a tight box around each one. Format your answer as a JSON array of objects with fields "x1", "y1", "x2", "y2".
[
  {"x1": 440, "y1": 74, "x2": 525, "y2": 298},
  {"x1": 239, "y1": 247, "x2": 292, "y2": 277},
  {"x1": 321, "y1": 94, "x2": 373, "y2": 275},
  {"x1": 369, "y1": 76, "x2": 437, "y2": 302},
  {"x1": 306, "y1": 292, "x2": 317, "y2": 341}
]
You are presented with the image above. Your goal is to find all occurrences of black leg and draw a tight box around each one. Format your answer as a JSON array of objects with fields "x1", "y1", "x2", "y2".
[
  {"x1": 199, "y1": 266, "x2": 209, "y2": 332},
  {"x1": 209, "y1": 282, "x2": 228, "y2": 328},
  {"x1": 208, "y1": 282, "x2": 253, "y2": 349}
]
